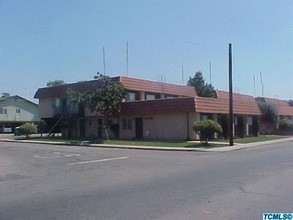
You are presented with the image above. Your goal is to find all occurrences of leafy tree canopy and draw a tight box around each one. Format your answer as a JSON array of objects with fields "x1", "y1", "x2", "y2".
[
  {"x1": 70, "y1": 73, "x2": 126, "y2": 116},
  {"x1": 46, "y1": 80, "x2": 65, "y2": 87},
  {"x1": 257, "y1": 102, "x2": 279, "y2": 123},
  {"x1": 187, "y1": 71, "x2": 216, "y2": 98},
  {"x1": 288, "y1": 100, "x2": 293, "y2": 107}
]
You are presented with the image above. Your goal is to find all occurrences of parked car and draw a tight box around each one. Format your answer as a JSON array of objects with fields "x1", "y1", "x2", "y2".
[{"x1": 1, "y1": 126, "x2": 12, "y2": 133}]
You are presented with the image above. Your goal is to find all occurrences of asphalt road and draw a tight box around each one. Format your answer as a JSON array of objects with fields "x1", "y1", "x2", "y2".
[{"x1": 0, "y1": 141, "x2": 292, "y2": 220}]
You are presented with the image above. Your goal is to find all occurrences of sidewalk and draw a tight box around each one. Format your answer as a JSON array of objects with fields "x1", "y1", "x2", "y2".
[{"x1": 0, "y1": 135, "x2": 292, "y2": 152}]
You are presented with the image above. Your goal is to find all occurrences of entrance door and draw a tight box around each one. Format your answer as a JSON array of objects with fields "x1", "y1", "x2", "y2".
[
  {"x1": 79, "y1": 119, "x2": 86, "y2": 138},
  {"x1": 97, "y1": 119, "x2": 103, "y2": 138},
  {"x1": 135, "y1": 117, "x2": 143, "y2": 139}
]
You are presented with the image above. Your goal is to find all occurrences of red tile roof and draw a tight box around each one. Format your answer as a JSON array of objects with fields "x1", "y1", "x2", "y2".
[
  {"x1": 260, "y1": 97, "x2": 293, "y2": 116},
  {"x1": 217, "y1": 90, "x2": 256, "y2": 102},
  {"x1": 195, "y1": 95, "x2": 261, "y2": 115},
  {"x1": 34, "y1": 76, "x2": 197, "y2": 99},
  {"x1": 120, "y1": 97, "x2": 196, "y2": 115},
  {"x1": 118, "y1": 76, "x2": 197, "y2": 97},
  {"x1": 120, "y1": 95, "x2": 261, "y2": 116}
]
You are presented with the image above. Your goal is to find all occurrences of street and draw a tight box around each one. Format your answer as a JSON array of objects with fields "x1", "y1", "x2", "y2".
[{"x1": 0, "y1": 141, "x2": 292, "y2": 220}]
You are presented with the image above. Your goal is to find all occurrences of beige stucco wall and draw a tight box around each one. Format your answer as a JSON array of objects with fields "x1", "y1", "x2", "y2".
[
  {"x1": 119, "y1": 112, "x2": 199, "y2": 140},
  {"x1": 119, "y1": 117, "x2": 135, "y2": 139},
  {"x1": 38, "y1": 98, "x2": 54, "y2": 118}
]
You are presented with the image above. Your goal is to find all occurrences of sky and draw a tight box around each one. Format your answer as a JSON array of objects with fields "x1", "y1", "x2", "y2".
[{"x1": 1, "y1": 0, "x2": 292, "y2": 103}]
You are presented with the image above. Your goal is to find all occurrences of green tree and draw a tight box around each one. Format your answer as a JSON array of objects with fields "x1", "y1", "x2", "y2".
[
  {"x1": 192, "y1": 120, "x2": 223, "y2": 144},
  {"x1": 257, "y1": 102, "x2": 279, "y2": 123},
  {"x1": 46, "y1": 80, "x2": 65, "y2": 87},
  {"x1": 17, "y1": 123, "x2": 37, "y2": 138},
  {"x1": 70, "y1": 73, "x2": 127, "y2": 140},
  {"x1": 187, "y1": 71, "x2": 216, "y2": 98}
]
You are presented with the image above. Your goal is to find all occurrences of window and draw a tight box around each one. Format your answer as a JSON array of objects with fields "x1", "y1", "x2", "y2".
[
  {"x1": 16, "y1": 109, "x2": 21, "y2": 113},
  {"x1": 122, "y1": 118, "x2": 132, "y2": 130},
  {"x1": 126, "y1": 92, "x2": 136, "y2": 101},
  {"x1": 146, "y1": 94, "x2": 156, "y2": 100},
  {"x1": 0, "y1": 108, "x2": 7, "y2": 114},
  {"x1": 126, "y1": 91, "x2": 140, "y2": 101},
  {"x1": 200, "y1": 114, "x2": 211, "y2": 121},
  {"x1": 52, "y1": 98, "x2": 61, "y2": 108}
]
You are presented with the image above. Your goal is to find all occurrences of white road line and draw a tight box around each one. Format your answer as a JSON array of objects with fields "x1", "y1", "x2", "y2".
[{"x1": 68, "y1": 156, "x2": 129, "y2": 165}]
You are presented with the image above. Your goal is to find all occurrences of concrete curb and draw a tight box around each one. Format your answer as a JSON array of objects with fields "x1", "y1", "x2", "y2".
[{"x1": 0, "y1": 137, "x2": 292, "y2": 152}]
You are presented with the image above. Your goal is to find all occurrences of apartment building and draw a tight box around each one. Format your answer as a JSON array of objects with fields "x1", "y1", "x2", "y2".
[{"x1": 34, "y1": 76, "x2": 262, "y2": 140}]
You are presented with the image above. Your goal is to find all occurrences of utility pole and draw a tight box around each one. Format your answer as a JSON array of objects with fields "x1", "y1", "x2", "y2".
[{"x1": 229, "y1": 43, "x2": 233, "y2": 146}]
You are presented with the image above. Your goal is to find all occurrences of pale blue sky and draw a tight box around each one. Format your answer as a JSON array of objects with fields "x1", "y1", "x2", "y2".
[{"x1": 1, "y1": 0, "x2": 292, "y2": 102}]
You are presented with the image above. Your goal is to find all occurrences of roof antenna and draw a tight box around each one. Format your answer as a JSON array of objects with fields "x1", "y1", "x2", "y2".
[
  {"x1": 253, "y1": 74, "x2": 256, "y2": 97},
  {"x1": 260, "y1": 72, "x2": 264, "y2": 97},
  {"x1": 181, "y1": 65, "x2": 184, "y2": 85},
  {"x1": 209, "y1": 61, "x2": 212, "y2": 84},
  {"x1": 126, "y1": 41, "x2": 129, "y2": 77},
  {"x1": 103, "y1": 47, "x2": 106, "y2": 75}
]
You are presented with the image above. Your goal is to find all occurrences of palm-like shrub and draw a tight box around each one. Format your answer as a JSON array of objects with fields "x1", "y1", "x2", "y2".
[{"x1": 17, "y1": 123, "x2": 37, "y2": 138}]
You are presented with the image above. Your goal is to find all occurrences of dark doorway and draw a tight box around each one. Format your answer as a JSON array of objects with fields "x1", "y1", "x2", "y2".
[
  {"x1": 135, "y1": 117, "x2": 143, "y2": 139},
  {"x1": 97, "y1": 119, "x2": 103, "y2": 138},
  {"x1": 79, "y1": 119, "x2": 86, "y2": 138}
]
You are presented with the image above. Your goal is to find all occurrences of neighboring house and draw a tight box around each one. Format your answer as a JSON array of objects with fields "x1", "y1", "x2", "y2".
[
  {"x1": 34, "y1": 76, "x2": 261, "y2": 140},
  {"x1": 0, "y1": 94, "x2": 40, "y2": 133}
]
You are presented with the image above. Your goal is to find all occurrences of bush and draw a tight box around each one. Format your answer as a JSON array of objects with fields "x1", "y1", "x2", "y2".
[
  {"x1": 279, "y1": 119, "x2": 293, "y2": 132},
  {"x1": 193, "y1": 120, "x2": 223, "y2": 144},
  {"x1": 17, "y1": 123, "x2": 37, "y2": 138}
]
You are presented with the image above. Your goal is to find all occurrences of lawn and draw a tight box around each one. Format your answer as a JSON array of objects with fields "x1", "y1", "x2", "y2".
[
  {"x1": 15, "y1": 135, "x2": 289, "y2": 148},
  {"x1": 21, "y1": 137, "x2": 226, "y2": 148},
  {"x1": 103, "y1": 140, "x2": 225, "y2": 148},
  {"x1": 232, "y1": 135, "x2": 287, "y2": 144}
]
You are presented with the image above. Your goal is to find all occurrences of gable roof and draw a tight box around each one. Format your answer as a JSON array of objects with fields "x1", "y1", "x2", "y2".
[
  {"x1": 257, "y1": 97, "x2": 293, "y2": 116},
  {"x1": 0, "y1": 95, "x2": 38, "y2": 107}
]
